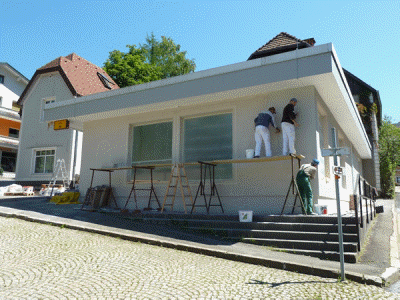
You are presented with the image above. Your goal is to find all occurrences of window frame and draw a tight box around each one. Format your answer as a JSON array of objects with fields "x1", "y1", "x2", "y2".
[
  {"x1": 8, "y1": 128, "x2": 19, "y2": 138},
  {"x1": 129, "y1": 120, "x2": 174, "y2": 182},
  {"x1": 181, "y1": 111, "x2": 233, "y2": 180},
  {"x1": 32, "y1": 148, "x2": 56, "y2": 175}
]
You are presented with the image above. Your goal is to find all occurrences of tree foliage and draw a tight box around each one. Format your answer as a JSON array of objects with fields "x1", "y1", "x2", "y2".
[
  {"x1": 104, "y1": 34, "x2": 196, "y2": 88},
  {"x1": 379, "y1": 116, "x2": 400, "y2": 198}
]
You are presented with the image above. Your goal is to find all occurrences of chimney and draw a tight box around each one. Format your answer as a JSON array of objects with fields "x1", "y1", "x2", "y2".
[{"x1": 303, "y1": 38, "x2": 316, "y2": 46}]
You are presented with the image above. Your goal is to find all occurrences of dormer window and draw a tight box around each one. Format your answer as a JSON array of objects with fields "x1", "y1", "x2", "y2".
[
  {"x1": 0, "y1": 75, "x2": 4, "y2": 84},
  {"x1": 97, "y1": 72, "x2": 114, "y2": 89}
]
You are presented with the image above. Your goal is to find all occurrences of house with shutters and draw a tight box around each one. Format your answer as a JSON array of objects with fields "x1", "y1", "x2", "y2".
[
  {"x1": 39, "y1": 32, "x2": 380, "y2": 215},
  {"x1": 0, "y1": 63, "x2": 29, "y2": 178},
  {"x1": 16, "y1": 53, "x2": 119, "y2": 186}
]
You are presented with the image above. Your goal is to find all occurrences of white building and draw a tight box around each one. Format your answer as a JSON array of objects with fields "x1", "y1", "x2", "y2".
[
  {"x1": 16, "y1": 53, "x2": 119, "y2": 186},
  {"x1": 42, "y1": 35, "x2": 375, "y2": 215},
  {"x1": 0, "y1": 63, "x2": 29, "y2": 178}
]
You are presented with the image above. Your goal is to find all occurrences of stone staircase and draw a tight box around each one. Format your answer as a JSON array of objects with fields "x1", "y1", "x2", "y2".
[{"x1": 136, "y1": 213, "x2": 360, "y2": 263}]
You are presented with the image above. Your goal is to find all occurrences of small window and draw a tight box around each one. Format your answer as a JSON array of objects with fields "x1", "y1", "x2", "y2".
[
  {"x1": 45, "y1": 99, "x2": 55, "y2": 105},
  {"x1": 34, "y1": 149, "x2": 55, "y2": 173},
  {"x1": 9, "y1": 128, "x2": 19, "y2": 138},
  {"x1": 97, "y1": 72, "x2": 114, "y2": 89},
  {"x1": 0, "y1": 97, "x2": 2, "y2": 106},
  {"x1": 0, "y1": 75, "x2": 4, "y2": 84},
  {"x1": 397, "y1": 177, "x2": 400, "y2": 184}
]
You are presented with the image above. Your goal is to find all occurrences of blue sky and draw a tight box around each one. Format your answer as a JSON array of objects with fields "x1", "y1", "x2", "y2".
[{"x1": 1, "y1": 0, "x2": 399, "y2": 122}]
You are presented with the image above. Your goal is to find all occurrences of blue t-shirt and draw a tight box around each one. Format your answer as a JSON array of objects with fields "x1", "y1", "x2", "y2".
[{"x1": 255, "y1": 112, "x2": 275, "y2": 128}]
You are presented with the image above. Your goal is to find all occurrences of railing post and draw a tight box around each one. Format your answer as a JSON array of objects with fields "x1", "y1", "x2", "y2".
[{"x1": 354, "y1": 195, "x2": 361, "y2": 251}]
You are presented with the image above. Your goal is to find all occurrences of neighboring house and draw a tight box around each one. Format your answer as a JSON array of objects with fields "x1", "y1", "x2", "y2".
[
  {"x1": 342, "y1": 70, "x2": 381, "y2": 191},
  {"x1": 0, "y1": 63, "x2": 29, "y2": 178},
  {"x1": 16, "y1": 53, "x2": 119, "y2": 186},
  {"x1": 42, "y1": 33, "x2": 376, "y2": 215}
]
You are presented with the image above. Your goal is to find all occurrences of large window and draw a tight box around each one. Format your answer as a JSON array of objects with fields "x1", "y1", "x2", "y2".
[
  {"x1": 34, "y1": 149, "x2": 55, "y2": 173},
  {"x1": 132, "y1": 121, "x2": 173, "y2": 180},
  {"x1": 183, "y1": 113, "x2": 232, "y2": 179}
]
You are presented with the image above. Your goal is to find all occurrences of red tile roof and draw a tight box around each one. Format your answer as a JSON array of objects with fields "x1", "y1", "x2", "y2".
[
  {"x1": 18, "y1": 53, "x2": 119, "y2": 105},
  {"x1": 248, "y1": 32, "x2": 315, "y2": 60}
]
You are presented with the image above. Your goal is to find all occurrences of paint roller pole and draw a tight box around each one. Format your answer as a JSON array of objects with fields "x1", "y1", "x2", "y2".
[{"x1": 332, "y1": 127, "x2": 345, "y2": 281}]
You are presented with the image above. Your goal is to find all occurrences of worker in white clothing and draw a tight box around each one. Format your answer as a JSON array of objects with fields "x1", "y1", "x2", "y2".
[
  {"x1": 281, "y1": 98, "x2": 299, "y2": 155},
  {"x1": 254, "y1": 107, "x2": 280, "y2": 158}
]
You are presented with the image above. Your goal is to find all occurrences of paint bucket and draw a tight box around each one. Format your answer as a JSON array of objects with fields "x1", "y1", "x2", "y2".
[
  {"x1": 239, "y1": 210, "x2": 253, "y2": 222},
  {"x1": 314, "y1": 204, "x2": 328, "y2": 215},
  {"x1": 246, "y1": 149, "x2": 254, "y2": 159}
]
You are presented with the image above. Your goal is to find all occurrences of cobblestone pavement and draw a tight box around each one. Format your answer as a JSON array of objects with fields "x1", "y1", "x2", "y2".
[{"x1": 0, "y1": 217, "x2": 398, "y2": 300}]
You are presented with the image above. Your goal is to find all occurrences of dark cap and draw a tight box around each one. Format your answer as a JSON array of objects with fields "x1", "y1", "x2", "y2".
[{"x1": 290, "y1": 98, "x2": 298, "y2": 103}]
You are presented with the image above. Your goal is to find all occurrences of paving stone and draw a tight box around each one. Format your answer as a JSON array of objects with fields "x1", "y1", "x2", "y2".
[{"x1": 0, "y1": 216, "x2": 398, "y2": 299}]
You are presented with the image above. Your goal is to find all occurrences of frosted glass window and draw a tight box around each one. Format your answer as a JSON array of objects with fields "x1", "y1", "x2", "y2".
[
  {"x1": 183, "y1": 113, "x2": 232, "y2": 179},
  {"x1": 132, "y1": 121, "x2": 172, "y2": 181}
]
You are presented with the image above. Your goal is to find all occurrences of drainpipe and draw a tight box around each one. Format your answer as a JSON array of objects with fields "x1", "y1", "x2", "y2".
[{"x1": 70, "y1": 130, "x2": 79, "y2": 189}]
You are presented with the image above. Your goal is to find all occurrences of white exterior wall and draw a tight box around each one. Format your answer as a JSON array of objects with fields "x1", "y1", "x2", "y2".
[
  {"x1": 0, "y1": 65, "x2": 27, "y2": 109},
  {"x1": 16, "y1": 73, "x2": 76, "y2": 182},
  {"x1": 315, "y1": 91, "x2": 364, "y2": 214},
  {"x1": 79, "y1": 86, "x2": 319, "y2": 215}
]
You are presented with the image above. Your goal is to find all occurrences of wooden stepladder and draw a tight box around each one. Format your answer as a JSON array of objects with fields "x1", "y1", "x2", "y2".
[{"x1": 161, "y1": 164, "x2": 194, "y2": 214}]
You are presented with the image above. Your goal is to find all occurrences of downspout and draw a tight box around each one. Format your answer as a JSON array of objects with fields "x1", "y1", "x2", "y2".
[{"x1": 70, "y1": 130, "x2": 79, "y2": 188}]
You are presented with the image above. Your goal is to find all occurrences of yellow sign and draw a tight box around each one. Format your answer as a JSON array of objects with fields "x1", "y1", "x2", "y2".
[{"x1": 54, "y1": 119, "x2": 69, "y2": 130}]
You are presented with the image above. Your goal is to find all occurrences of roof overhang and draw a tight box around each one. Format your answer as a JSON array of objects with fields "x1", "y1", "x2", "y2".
[
  {"x1": 0, "y1": 63, "x2": 29, "y2": 84},
  {"x1": 43, "y1": 43, "x2": 372, "y2": 159}
]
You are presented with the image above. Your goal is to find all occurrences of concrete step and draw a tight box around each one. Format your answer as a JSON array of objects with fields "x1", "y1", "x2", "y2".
[
  {"x1": 186, "y1": 227, "x2": 358, "y2": 242},
  {"x1": 139, "y1": 212, "x2": 356, "y2": 224},
  {"x1": 236, "y1": 238, "x2": 358, "y2": 252},
  {"x1": 272, "y1": 248, "x2": 358, "y2": 263},
  {"x1": 167, "y1": 219, "x2": 358, "y2": 233}
]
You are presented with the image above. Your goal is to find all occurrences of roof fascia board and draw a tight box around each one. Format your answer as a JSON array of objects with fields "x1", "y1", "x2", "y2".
[
  {"x1": 0, "y1": 63, "x2": 29, "y2": 83},
  {"x1": 46, "y1": 43, "x2": 333, "y2": 111},
  {"x1": 18, "y1": 66, "x2": 77, "y2": 105}
]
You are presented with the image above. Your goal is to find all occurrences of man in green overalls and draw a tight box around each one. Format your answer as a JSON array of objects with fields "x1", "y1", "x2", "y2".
[{"x1": 296, "y1": 159, "x2": 319, "y2": 215}]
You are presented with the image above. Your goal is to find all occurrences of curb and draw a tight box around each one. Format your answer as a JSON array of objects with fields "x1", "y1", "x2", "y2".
[{"x1": 0, "y1": 206, "x2": 387, "y2": 287}]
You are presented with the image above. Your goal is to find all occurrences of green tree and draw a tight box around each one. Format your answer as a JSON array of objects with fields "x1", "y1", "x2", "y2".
[
  {"x1": 379, "y1": 116, "x2": 400, "y2": 198},
  {"x1": 104, "y1": 34, "x2": 195, "y2": 88}
]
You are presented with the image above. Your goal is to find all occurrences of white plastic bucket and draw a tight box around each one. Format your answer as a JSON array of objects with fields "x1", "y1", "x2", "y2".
[
  {"x1": 315, "y1": 204, "x2": 328, "y2": 215},
  {"x1": 246, "y1": 149, "x2": 254, "y2": 159},
  {"x1": 239, "y1": 210, "x2": 253, "y2": 222}
]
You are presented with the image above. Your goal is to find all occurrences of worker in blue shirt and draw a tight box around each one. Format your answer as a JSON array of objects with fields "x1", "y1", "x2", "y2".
[{"x1": 254, "y1": 107, "x2": 280, "y2": 158}]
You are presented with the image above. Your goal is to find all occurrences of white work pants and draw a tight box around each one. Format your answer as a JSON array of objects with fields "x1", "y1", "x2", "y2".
[
  {"x1": 255, "y1": 125, "x2": 271, "y2": 157},
  {"x1": 282, "y1": 122, "x2": 296, "y2": 155}
]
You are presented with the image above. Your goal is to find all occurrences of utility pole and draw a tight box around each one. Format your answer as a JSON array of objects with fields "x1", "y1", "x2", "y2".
[
  {"x1": 331, "y1": 127, "x2": 346, "y2": 281},
  {"x1": 321, "y1": 128, "x2": 348, "y2": 281}
]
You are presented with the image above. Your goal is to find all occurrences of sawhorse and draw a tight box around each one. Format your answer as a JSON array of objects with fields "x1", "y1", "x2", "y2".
[
  {"x1": 191, "y1": 161, "x2": 224, "y2": 214},
  {"x1": 81, "y1": 168, "x2": 118, "y2": 210},
  {"x1": 123, "y1": 166, "x2": 161, "y2": 213},
  {"x1": 280, "y1": 155, "x2": 306, "y2": 215}
]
